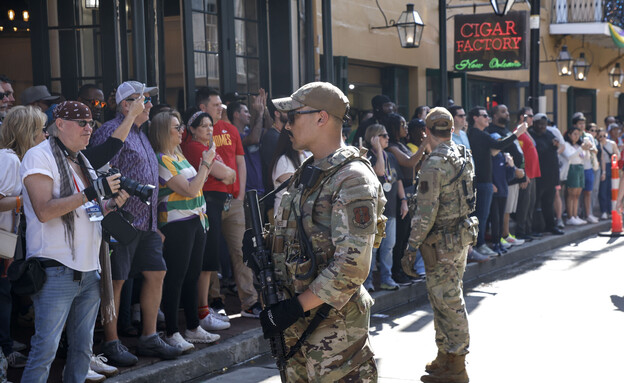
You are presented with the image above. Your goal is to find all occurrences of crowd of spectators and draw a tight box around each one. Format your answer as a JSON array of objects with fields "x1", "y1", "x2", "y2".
[{"x1": 1, "y1": 73, "x2": 624, "y2": 382}]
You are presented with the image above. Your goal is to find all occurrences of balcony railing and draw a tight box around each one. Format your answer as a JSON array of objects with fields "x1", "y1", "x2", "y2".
[{"x1": 551, "y1": 0, "x2": 624, "y2": 29}]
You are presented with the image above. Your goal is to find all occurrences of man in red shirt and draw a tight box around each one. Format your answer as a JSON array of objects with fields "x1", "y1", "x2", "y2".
[
  {"x1": 514, "y1": 107, "x2": 542, "y2": 241},
  {"x1": 195, "y1": 87, "x2": 261, "y2": 318}
]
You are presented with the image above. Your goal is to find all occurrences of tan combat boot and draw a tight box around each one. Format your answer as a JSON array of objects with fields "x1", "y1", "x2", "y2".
[
  {"x1": 420, "y1": 353, "x2": 469, "y2": 383},
  {"x1": 425, "y1": 350, "x2": 447, "y2": 373}
]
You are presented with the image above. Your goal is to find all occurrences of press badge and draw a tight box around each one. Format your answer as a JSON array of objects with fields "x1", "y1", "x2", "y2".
[{"x1": 85, "y1": 201, "x2": 104, "y2": 222}]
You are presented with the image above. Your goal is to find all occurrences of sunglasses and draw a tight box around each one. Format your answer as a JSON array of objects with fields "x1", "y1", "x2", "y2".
[
  {"x1": 378, "y1": 133, "x2": 389, "y2": 138},
  {"x1": 480, "y1": 114, "x2": 489, "y2": 118},
  {"x1": 125, "y1": 96, "x2": 152, "y2": 104},
  {"x1": 287, "y1": 109, "x2": 321, "y2": 125},
  {"x1": 68, "y1": 119, "x2": 96, "y2": 127},
  {"x1": 0, "y1": 92, "x2": 6, "y2": 99},
  {"x1": 88, "y1": 99, "x2": 107, "y2": 108},
  {"x1": 588, "y1": 129, "x2": 596, "y2": 132}
]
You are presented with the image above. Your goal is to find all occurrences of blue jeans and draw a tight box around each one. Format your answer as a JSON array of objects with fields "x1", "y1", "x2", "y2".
[
  {"x1": 21, "y1": 266, "x2": 100, "y2": 383},
  {"x1": 474, "y1": 183, "x2": 494, "y2": 247},
  {"x1": 366, "y1": 216, "x2": 396, "y2": 285},
  {"x1": 599, "y1": 176, "x2": 612, "y2": 214}
]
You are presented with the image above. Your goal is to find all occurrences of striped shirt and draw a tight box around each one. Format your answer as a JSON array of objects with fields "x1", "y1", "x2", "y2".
[{"x1": 156, "y1": 152, "x2": 208, "y2": 229}]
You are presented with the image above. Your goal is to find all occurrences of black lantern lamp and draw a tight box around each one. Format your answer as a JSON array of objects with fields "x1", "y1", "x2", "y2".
[
  {"x1": 610, "y1": 63, "x2": 624, "y2": 88},
  {"x1": 395, "y1": 4, "x2": 425, "y2": 48},
  {"x1": 371, "y1": 2, "x2": 424, "y2": 48},
  {"x1": 573, "y1": 52, "x2": 591, "y2": 81},
  {"x1": 556, "y1": 45, "x2": 574, "y2": 76},
  {"x1": 490, "y1": 0, "x2": 515, "y2": 16}
]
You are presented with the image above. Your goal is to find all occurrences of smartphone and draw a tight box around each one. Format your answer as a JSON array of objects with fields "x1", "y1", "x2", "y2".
[{"x1": 359, "y1": 137, "x2": 363, "y2": 148}]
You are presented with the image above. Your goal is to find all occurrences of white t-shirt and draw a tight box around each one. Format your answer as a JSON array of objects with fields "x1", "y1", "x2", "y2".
[
  {"x1": 20, "y1": 140, "x2": 101, "y2": 272},
  {"x1": 272, "y1": 152, "x2": 308, "y2": 214},
  {"x1": 563, "y1": 142, "x2": 584, "y2": 165},
  {"x1": 0, "y1": 149, "x2": 22, "y2": 232}
]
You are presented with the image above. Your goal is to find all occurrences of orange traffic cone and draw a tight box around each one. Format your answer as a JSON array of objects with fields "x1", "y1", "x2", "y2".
[{"x1": 611, "y1": 210, "x2": 622, "y2": 234}]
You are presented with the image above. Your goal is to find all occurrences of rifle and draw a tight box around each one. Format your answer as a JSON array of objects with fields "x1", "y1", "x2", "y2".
[{"x1": 245, "y1": 189, "x2": 288, "y2": 382}]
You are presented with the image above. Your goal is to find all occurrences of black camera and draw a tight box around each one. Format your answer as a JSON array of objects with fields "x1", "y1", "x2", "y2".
[{"x1": 107, "y1": 168, "x2": 156, "y2": 205}]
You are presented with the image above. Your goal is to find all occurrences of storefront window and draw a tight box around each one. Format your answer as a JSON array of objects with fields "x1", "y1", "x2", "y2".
[
  {"x1": 192, "y1": 0, "x2": 219, "y2": 89},
  {"x1": 234, "y1": 0, "x2": 260, "y2": 97}
]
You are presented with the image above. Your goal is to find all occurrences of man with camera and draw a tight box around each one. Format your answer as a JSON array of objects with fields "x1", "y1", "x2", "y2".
[
  {"x1": 91, "y1": 81, "x2": 181, "y2": 366},
  {"x1": 19, "y1": 101, "x2": 129, "y2": 383}
]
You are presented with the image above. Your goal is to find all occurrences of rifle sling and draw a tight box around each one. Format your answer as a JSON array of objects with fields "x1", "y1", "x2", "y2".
[{"x1": 285, "y1": 303, "x2": 332, "y2": 360}]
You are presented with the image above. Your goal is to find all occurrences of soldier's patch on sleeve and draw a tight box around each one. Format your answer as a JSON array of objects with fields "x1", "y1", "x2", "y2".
[
  {"x1": 419, "y1": 181, "x2": 429, "y2": 194},
  {"x1": 352, "y1": 206, "x2": 372, "y2": 229}
]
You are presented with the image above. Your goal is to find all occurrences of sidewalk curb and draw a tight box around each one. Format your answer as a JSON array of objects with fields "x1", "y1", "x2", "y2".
[{"x1": 106, "y1": 222, "x2": 610, "y2": 383}]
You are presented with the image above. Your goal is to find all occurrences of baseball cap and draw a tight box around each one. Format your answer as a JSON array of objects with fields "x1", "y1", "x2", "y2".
[
  {"x1": 533, "y1": 113, "x2": 548, "y2": 121},
  {"x1": 272, "y1": 82, "x2": 349, "y2": 121},
  {"x1": 222, "y1": 91, "x2": 246, "y2": 104},
  {"x1": 21, "y1": 85, "x2": 60, "y2": 105},
  {"x1": 116, "y1": 81, "x2": 158, "y2": 104},
  {"x1": 425, "y1": 107, "x2": 453, "y2": 130}
]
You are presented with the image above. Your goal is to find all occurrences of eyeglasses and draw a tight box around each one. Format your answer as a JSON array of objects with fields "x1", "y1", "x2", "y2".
[
  {"x1": 588, "y1": 129, "x2": 596, "y2": 132},
  {"x1": 378, "y1": 133, "x2": 389, "y2": 138},
  {"x1": 0, "y1": 92, "x2": 6, "y2": 99},
  {"x1": 480, "y1": 114, "x2": 489, "y2": 118},
  {"x1": 287, "y1": 109, "x2": 321, "y2": 125},
  {"x1": 456, "y1": 114, "x2": 466, "y2": 118},
  {"x1": 68, "y1": 119, "x2": 96, "y2": 128},
  {"x1": 174, "y1": 124, "x2": 185, "y2": 132},
  {"x1": 125, "y1": 96, "x2": 152, "y2": 104},
  {"x1": 87, "y1": 99, "x2": 107, "y2": 109},
  {"x1": 598, "y1": 135, "x2": 606, "y2": 139}
]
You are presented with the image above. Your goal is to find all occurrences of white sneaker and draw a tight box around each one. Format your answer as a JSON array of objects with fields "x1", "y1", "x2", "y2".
[
  {"x1": 211, "y1": 310, "x2": 230, "y2": 323},
  {"x1": 200, "y1": 312, "x2": 231, "y2": 331},
  {"x1": 600, "y1": 212, "x2": 609, "y2": 220},
  {"x1": 164, "y1": 332, "x2": 194, "y2": 353},
  {"x1": 85, "y1": 368, "x2": 107, "y2": 383},
  {"x1": 567, "y1": 217, "x2": 580, "y2": 226},
  {"x1": 504, "y1": 235, "x2": 525, "y2": 246},
  {"x1": 586, "y1": 215, "x2": 599, "y2": 223},
  {"x1": 184, "y1": 326, "x2": 220, "y2": 344},
  {"x1": 90, "y1": 354, "x2": 119, "y2": 377},
  {"x1": 477, "y1": 244, "x2": 497, "y2": 256},
  {"x1": 576, "y1": 217, "x2": 588, "y2": 224},
  {"x1": 500, "y1": 239, "x2": 512, "y2": 249}
]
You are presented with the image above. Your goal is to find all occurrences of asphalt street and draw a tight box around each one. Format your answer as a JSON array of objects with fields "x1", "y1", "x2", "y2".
[{"x1": 197, "y1": 233, "x2": 624, "y2": 383}]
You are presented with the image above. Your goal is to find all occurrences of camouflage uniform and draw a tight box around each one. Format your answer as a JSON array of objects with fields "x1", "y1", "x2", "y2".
[
  {"x1": 405, "y1": 140, "x2": 477, "y2": 356},
  {"x1": 271, "y1": 145, "x2": 386, "y2": 382},
  {"x1": 0, "y1": 349, "x2": 6, "y2": 383}
]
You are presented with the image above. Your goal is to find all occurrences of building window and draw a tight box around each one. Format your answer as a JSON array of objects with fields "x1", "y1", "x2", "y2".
[
  {"x1": 192, "y1": 0, "x2": 219, "y2": 89},
  {"x1": 234, "y1": 0, "x2": 260, "y2": 96}
]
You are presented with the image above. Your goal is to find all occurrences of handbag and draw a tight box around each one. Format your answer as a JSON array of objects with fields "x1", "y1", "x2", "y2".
[
  {"x1": 0, "y1": 210, "x2": 20, "y2": 259},
  {"x1": 6, "y1": 212, "x2": 47, "y2": 296},
  {"x1": 101, "y1": 209, "x2": 138, "y2": 245}
]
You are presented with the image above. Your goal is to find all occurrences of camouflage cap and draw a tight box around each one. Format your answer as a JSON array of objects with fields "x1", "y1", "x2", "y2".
[
  {"x1": 425, "y1": 107, "x2": 453, "y2": 130},
  {"x1": 272, "y1": 82, "x2": 349, "y2": 121}
]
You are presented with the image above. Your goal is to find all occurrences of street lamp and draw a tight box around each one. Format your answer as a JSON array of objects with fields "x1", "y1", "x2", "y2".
[
  {"x1": 490, "y1": 0, "x2": 515, "y2": 16},
  {"x1": 610, "y1": 63, "x2": 623, "y2": 88},
  {"x1": 556, "y1": 45, "x2": 574, "y2": 76},
  {"x1": 573, "y1": 52, "x2": 590, "y2": 81},
  {"x1": 371, "y1": 2, "x2": 425, "y2": 48}
]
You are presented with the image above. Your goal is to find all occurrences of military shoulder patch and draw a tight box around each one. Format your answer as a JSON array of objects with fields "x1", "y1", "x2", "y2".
[
  {"x1": 352, "y1": 206, "x2": 372, "y2": 229},
  {"x1": 419, "y1": 181, "x2": 429, "y2": 194}
]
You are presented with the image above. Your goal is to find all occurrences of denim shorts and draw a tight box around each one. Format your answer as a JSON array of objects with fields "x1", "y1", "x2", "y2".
[
  {"x1": 583, "y1": 168, "x2": 594, "y2": 191},
  {"x1": 110, "y1": 229, "x2": 166, "y2": 280}
]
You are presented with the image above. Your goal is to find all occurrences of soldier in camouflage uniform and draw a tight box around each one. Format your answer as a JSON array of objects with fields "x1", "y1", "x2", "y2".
[
  {"x1": 402, "y1": 107, "x2": 478, "y2": 383},
  {"x1": 0, "y1": 350, "x2": 6, "y2": 383},
  {"x1": 259, "y1": 82, "x2": 386, "y2": 382}
]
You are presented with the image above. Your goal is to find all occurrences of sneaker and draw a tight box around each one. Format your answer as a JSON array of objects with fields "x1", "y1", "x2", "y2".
[
  {"x1": 477, "y1": 244, "x2": 497, "y2": 256},
  {"x1": 586, "y1": 215, "x2": 599, "y2": 223},
  {"x1": 210, "y1": 297, "x2": 227, "y2": 316},
  {"x1": 200, "y1": 312, "x2": 231, "y2": 331},
  {"x1": 567, "y1": 217, "x2": 580, "y2": 226},
  {"x1": 85, "y1": 368, "x2": 107, "y2": 383},
  {"x1": 392, "y1": 271, "x2": 413, "y2": 286},
  {"x1": 164, "y1": 332, "x2": 194, "y2": 353},
  {"x1": 380, "y1": 279, "x2": 399, "y2": 291},
  {"x1": 184, "y1": 326, "x2": 220, "y2": 344},
  {"x1": 467, "y1": 249, "x2": 491, "y2": 263},
  {"x1": 212, "y1": 310, "x2": 230, "y2": 322},
  {"x1": 6, "y1": 351, "x2": 28, "y2": 368},
  {"x1": 504, "y1": 234, "x2": 525, "y2": 246},
  {"x1": 241, "y1": 302, "x2": 263, "y2": 319},
  {"x1": 600, "y1": 212, "x2": 609, "y2": 220},
  {"x1": 499, "y1": 238, "x2": 512, "y2": 249},
  {"x1": 556, "y1": 219, "x2": 565, "y2": 229},
  {"x1": 137, "y1": 333, "x2": 182, "y2": 360},
  {"x1": 90, "y1": 354, "x2": 119, "y2": 377},
  {"x1": 576, "y1": 217, "x2": 588, "y2": 224},
  {"x1": 13, "y1": 340, "x2": 27, "y2": 352},
  {"x1": 102, "y1": 339, "x2": 138, "y2": 367}
]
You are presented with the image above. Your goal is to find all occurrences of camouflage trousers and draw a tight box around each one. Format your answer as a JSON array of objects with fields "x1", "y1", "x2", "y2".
[
  {"x1": 420, "y1": 238, "x2": 470, "y2": 355},
  {"x1": 0, "y1": 349, "x2": 6, "y2": 383},
  {"x1": 283, "y1": 294, "x2": 377, "y2": 382}
]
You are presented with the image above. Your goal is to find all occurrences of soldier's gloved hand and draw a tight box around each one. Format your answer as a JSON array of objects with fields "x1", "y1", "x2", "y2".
[
  {"x1": 260, "y1": 297, "x2": 304, "y2": 339},
  {"x1": 401, "y1": 246, "x2": 420, "y2": 278}
]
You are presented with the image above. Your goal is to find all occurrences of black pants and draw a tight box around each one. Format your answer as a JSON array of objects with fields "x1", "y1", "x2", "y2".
[
  {"x1": 203, "y1": 191, "x2": 227, "y2": 272},
  {"x1": 490, "y1": 196, "x2": 507, "y2": 244},
  {"x1": 515, "y1": 180, "x2": 536, "y2": 236},
  {"x1": 392, "y1": 211, "x2": 412, "y2": 275},
  {"x1": 535, "y1": 178, "x2": 557, "y2": 231},
  {"x1": 160, "y1": 216, "x2": 206, "y2": 335}
]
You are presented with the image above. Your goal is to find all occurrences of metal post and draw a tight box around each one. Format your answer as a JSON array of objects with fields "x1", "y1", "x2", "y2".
[
  {"x1": 439, "y1": 0, "x2": 448, "y2": 107},
  {"x1": 321, "y1": 0, "x2": 334, "y2": 84},
  {"x1": 528, "y1": 0, "x2": 541, "y2": 111},
  {"x1": 132, "y1": 0, "x2": 148, "y2": 82}
]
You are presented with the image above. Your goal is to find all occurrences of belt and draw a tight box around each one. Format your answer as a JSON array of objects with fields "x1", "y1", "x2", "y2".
[{"x1": 38, "y1": 259, "x2": 83, "y2": 282}]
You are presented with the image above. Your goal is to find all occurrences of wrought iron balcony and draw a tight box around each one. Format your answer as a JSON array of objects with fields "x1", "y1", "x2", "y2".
[{"x1": 551, "y1": 0, "x2": 624, "y2": 29}]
